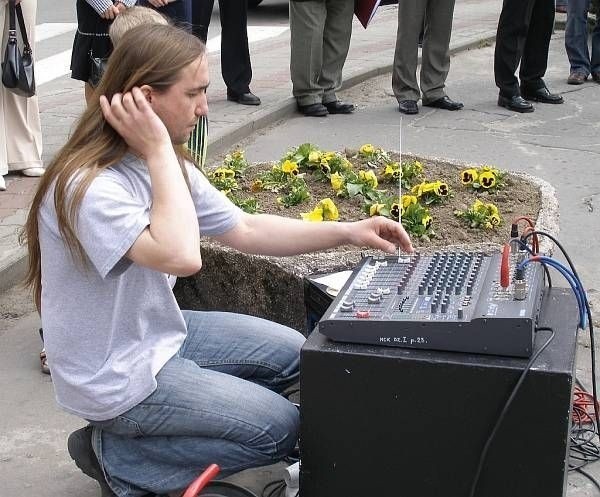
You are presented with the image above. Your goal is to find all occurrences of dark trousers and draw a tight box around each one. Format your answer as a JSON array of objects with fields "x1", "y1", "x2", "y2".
[
  {"x1": 494, "y1": 0, "x2": 555, "y2": 97},
  {"x1": 139, "y1": 0, "x2": 192, "y2": 27},
  {"x1": 192, "y1": 0, "x2": 252, "y2": 95}
]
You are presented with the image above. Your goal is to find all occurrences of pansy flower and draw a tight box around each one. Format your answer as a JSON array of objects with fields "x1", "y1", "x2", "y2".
[
  {"x1": 369, "y1": 203, "x2": 385, "y2": 217},
  {"x1": 479, "y1": 171, "x2": 496, "y2": 189},
  {"x1": 461, "y1": 169, "x2": 478, "y2": 184}
]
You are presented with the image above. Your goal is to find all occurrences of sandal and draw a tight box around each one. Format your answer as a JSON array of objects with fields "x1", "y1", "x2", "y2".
[{"x1": 40, "y1": 348, "x2": 50, "y2": 375}]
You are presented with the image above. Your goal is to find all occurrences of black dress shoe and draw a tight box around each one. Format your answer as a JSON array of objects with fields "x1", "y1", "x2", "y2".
[
  {"x1": 398, "y1": 100, "x2": 418, "y2": 114},
  {"x1": 298, "y1": 103, "x2": 328, "y2": 117},
  {"x1": 227, "y1": 91, "x2": 261, "y2": 105},
  {"x1": 423, "y1": 95, "x2": 464, "y2": 111},
  {"x1": 520, "y1": 86, "x2": 564, "y2": 104},
  {"x1": 498, "y1": 94, "x2": 534, "y2": 113},
  {"x1": 592, "y1": 72, "x2": 600, "y2": 83},
  {"x1": 324, "y1": 100, "x2": 355, "y2": 114}
]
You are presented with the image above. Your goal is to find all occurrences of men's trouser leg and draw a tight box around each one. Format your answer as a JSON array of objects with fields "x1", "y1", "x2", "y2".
[
  {"x1": 191, "y1": 0, "x2": 214, "y2": 42},
  {"x1": 320, "y1": 0, "x2": 354, "y2": 104},
  {"x1": 157, "y1": 0, "x2": 192, "y2": 27},
  {"x1": 93, "y1": 312, "x2": 304, "y2": 497},
  {"x1": 392, "y1": 0, "x2": 426, "y2": 102},
  {"x1": 219, "y1": 0, "x2": 252, "y2": 94},
  {"x1": 565, "y1": 0, "x2": 592, "y2": 74},
  {"x1": 290, "y1": 0, "x2": 328, "y2": 106},
  {"x1": 520, "y1": 0, "x2": 555, "y2": 89},
  {"x1": 420, "y1": 0, "x2": 456, "y2": 104},
  {"x1": 590, "y1": 6, "x2": 600, "y2": 72},
  {"x1": 494, "y1": 0, "x2": 537, "y2": 96}
]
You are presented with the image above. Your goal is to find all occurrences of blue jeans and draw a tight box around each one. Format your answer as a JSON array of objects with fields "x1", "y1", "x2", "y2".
[
  {"x1": 565, "y1": 0, "x2": 600, "y2": 74},
  {"x1": 90, "y1": 311, "x2": 304, "y2": 497}
]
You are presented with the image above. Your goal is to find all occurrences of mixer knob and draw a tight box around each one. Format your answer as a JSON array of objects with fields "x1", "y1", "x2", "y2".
[
  {"x1": 466, "y1": 285, "x2": 473, "y2": 295},
  {"x1": 441, "y1": 303, "x2": 448, "y2": 313},
  {"x1": 381, "y1": 287, "x2": 391, "y2": 295},
  {"x1": 457, "y1": 308, "x2": 464, "y2": 319},
  {"x1": 431, "y1": 303, "x2": 437, "y2": 313},
  {"x1": 418, "y1": 285, "x2": 425, "y2": 295},
  {"x1": 368, "y1": 295, "x2": 381, "y2": 304}
]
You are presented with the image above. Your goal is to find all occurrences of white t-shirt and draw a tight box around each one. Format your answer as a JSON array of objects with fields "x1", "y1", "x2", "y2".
[{"x1": 39, "y1": 153, "x2": 241, "y2": 420}]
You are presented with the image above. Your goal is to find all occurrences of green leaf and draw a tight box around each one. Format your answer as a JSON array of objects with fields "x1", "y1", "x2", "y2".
[{"x1": 346, "y1": 183, "x2": 363, "y2": 197}]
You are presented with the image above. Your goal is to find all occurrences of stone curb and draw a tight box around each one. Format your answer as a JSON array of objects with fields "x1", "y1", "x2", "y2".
[{"x1": 0, "y1": 29, "x2": 498, "y2": 294}]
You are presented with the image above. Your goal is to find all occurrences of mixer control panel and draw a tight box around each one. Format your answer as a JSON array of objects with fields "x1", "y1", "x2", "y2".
[{"x1": 319, "y1": 251, "x2": 545, "y2": 357}]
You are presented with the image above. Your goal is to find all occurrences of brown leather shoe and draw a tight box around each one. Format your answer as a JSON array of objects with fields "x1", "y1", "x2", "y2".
[
  {"x1": 567, "y1": 72, "x2": 588, "y2": 85},
  {"x1": 592, "y1": 72, "x2": 600, "y2": 83}
]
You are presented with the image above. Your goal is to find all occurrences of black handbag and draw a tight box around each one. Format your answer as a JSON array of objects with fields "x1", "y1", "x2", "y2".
[
  {"x1": 1, "y1": 0, "x2": 36, "y2": 97},
  {"x1": 88, "y1": 52, "x2": 108, "y2": 88}
]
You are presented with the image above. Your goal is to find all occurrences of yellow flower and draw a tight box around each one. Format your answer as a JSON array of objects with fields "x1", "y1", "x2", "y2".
[
  {"x1": 341, "y1": 158, "x2": 353, "y2": 170},
  {"x1": 213, "y1": 167, "x2": 235, "y2": 179},
  {"x1": 479, "y1": 171, "x2": 496, "y2": 189},
  {"x1": 301, "y1": 207, "x2": 324, "y2": 222},
  {"x1": 473, "y1": 199, "x2": 486, "y2": 213},
  {"x1": 484, "y1": 222, "x2": 493, "y2": 229},
  {"x1": 320, "y1": 161, "x2": 331, "y2": 175},
  {"x1": 319, "y1": 198, "x2": 339, "y2": 221},
  {"x1": 480, "y1": 165, "x2": 499, "y2": 176},
  {"x1": 486, "y1": 203, "x2": 499, "y2": 216},
  {"x1": 391, "y1": 203, "x2": 400, "y2": 219},
  {"x1": 330, "y1": 172, "x2": 344, "y2": 192},
  {"x1": 411, "y1": 183, "x2": 423, "y2": 196},
  {"x1": 250, "y1": 179, "x2": 263, "y2": 192},
  {"x1": 402, "y1": 195, "x2": 418, "y2": 208},
  {"x1": 490, "y1": 213, "x2": 501, "y2": 226},
  {"x1": 421, "y1": 182, "x2": 437, "y2": 193},
  {"x1": 383, "y1": 164, "x2": 396, "y2": 178},
  {"x1": 231, "y1": 150, "x2": 244, "y2": 161},
  {"x1": 461, "y1": 169, "x2": 478, "y2": 184},
  {"x1": 413, "y1": 160, "x2": 424, "y2": 173},
  {"x1": 359, "y1": 144, "x2": 375, "y2": 155},
  {"x1": 433, "y1": 181, "x2": 449, "y2": 196},
  {"x1": 422, "y1": 215, "x2": 432, "y2": 229},
  {"x1": 359, "y1": 170, "x2": 378, "y2": 188},
  {"x1": 281, "y1": 160, "x2": 299, "y2": 175},
  {"x1": 369, "y1": 203, "x2": 385, "y2": 217},
  {"x1": 324, "y1": 152, "x2": 336, "y2": 161},
  {"x1": 308, "y1": 151, "x2": 322, "y2": 163}
]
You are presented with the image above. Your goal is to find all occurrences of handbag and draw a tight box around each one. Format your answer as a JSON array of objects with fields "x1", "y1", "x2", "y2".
[
  {"x1": 88, "y1": 52, "x2": 108, "y2": 88},
  {"x1": 1, "y1": 0, "x2": 36, "y2": 97}
]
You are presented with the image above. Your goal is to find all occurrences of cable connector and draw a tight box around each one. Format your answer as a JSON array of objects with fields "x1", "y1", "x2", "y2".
[{"x1": 514, "y1": 267, "x2": 526, "y2": 300}]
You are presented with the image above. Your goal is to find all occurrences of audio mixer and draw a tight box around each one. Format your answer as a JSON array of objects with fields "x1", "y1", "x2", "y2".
[{"x1": 318, "y1": 250, "x2": 546, "y2": 357}]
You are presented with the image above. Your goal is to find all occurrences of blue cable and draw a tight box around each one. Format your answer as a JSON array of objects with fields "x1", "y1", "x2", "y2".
[{"x1": 519, "y1": 256, "x2": 587, "y2": 328}]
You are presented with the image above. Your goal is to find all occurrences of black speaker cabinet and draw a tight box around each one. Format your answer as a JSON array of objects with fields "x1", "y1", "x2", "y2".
[{"x1": 300, "y1": 289, "x2": 578, "y2": 497}]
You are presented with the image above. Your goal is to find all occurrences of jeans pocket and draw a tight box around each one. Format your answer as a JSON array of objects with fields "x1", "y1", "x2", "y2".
[{"x1": 91, "y1": 415, "x2": 144, "y2": 437}]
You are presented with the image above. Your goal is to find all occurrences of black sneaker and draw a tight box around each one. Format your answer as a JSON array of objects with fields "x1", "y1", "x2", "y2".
[{"x1": 68, "y1": 426, "x2": 117, "y2": 497}]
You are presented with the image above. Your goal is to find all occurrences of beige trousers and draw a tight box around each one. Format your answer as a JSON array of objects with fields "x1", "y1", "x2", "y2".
[{"x1": 0, "y1": 0, "x2": 42, "y2": 175}]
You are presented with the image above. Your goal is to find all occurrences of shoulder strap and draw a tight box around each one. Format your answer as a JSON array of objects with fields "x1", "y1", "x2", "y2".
[
  {"x1": 15, "y1": 3, "x2": 32, "y2": 52},
  {"x1": 7, "y1": 0, "x2": 17, "y2": 42}
]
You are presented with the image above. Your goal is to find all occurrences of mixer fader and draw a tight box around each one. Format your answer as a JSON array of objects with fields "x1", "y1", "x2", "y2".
[{"x1": 319, "y1": 251, "x2": 545, "y2": 357}]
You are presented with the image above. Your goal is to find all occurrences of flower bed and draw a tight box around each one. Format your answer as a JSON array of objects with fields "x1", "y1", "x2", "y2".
[{"x1": 174, "y1": 145, "x2": 558, "y2": 333}]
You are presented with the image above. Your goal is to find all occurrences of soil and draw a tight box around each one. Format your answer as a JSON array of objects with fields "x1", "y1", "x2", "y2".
[{"x1": 212, "y1": 151, "x2": 541, "y2": 250}]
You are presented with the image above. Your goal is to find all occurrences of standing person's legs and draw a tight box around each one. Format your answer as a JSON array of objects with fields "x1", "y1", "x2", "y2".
[
  {"x1": 92, "y1": 312, "x2": 303, "y2": 497},
  {"x1": 392, "y1": 0, "x2": 427, "y2": 102},
  {"x1": 566, "y1": 0, "x2": 592, "y2": 77},
  {"x1": 219, "y1": 0, "x2": 253, "y2": 97},
  {"x1": 0, "y1": 0, "x2": 43, "y2": 182},
  {"x1": 319, "y1": 0, "x2": 354, "y2": 105},
  {"x1": 589, "y1": 5, "x2": 600, "y2": 77},
  {"x1": 290, "y1": 0, "x2": 328, "y2": 107},
  {"x1": 520, "y1": 0, "x2": 556, "y2": 89},
  {"x1": 494, "y1": 0, "x2": 536, "y2": 97},
  {"x1": 191, "y1": 0, "x2": 215, "y2": 42},
  {"x1": 420, "y1": 0, "x2": 456, "y2": 104}
]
